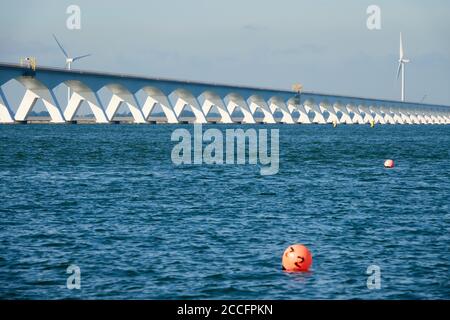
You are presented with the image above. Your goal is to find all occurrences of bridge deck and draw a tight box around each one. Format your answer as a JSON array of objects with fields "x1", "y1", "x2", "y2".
[{"x1": 0, "y1": 62, "x2": 448, "y2": 108}]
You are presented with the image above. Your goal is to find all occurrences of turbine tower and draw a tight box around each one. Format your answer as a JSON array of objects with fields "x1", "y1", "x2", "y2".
[
  {"x1": 53, "y1": 34, "x2": 91, "y2": 103},
  {"x1": 396, "y1": 32, "x2": 410, "y2": 102}
]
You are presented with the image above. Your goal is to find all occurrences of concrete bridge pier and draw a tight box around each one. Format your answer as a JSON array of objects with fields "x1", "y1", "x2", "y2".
[
  {"x1": 269, "y1": 98, "x2": 295, "y2": 124},
  {"x1": 348, "y1": 104, "x2": 365, "y2": 124},
  {"x1": 0, "y1": 87, "x2": 14, "y2": 123},
  {"x1": 172, "y1": 90, "x2": 207, "y2": 124},
  {"x1": 141, "y1": 87, "x2": 178, "y2": 123},
  {"x1": 407, "y1": 109, "x2": 420, "y2": 124},
  {"x1": 290, "y1": 103, "x2": 312, "y2": 124},
  {"x1": 64, "y1": 91, "x2": 83, "y2": 121},
  {"x1": 15, "y1": 87, "x2": 65, "y2": 123},
  {"x1": 371, "y1": 106, "x2": 386, "y2": 124},
  {"x1": 442, "y1": 114, "x2": 449, "y2": 124},
  {"x1": 428, "y1": 110, "x2": 438, "y2": 124},
  {"x1": 402, "y1": 108, "x2": 414, "y2": 124},
  {"x1": 436, "y1": 113, "x2": 445, "y2": 124},
  {"x1": 141, "y1": 95, "x2": 158, "y2": 120},
  {"x1": 359, "y1": 105, "x2": 374, "y2": 124},
  {"x1": 391, "y1": 107, "x2": 405, "y2": 124},
  {"x1": 201, "y1": 93, "x2": 233, "y2": 123},
  {"x1": 412, "y1": 109, "x2": 421, "y2": 123},
  {"x1": 334, "y1": 103, "x2": 353, "y2": 124},
  {"x1": 396, "y1": 107, "x2": 412, "y2": 124},
  {"x1": 390, "y1": 108, "x2": 402, "y2": 124},
  {"x1": 320, "y1": 103, "x2": 340, "y2": 124},
  {"x1": 439, "y1": 112, "x2": 447, "y2": 124},
  {"x1": 441, "y1": 112, "x2": 450, "y2": 124},
  {"x1": 104, "y1": 85, "x2": 146, "y2": 123},
  {"x1": 305, "y1": 103, "x2": 326, "y2": 124},
  {"x1": 380, "y1": 106, "x2": 396, "y2": 124},
  {"x1": 65, "y1": 81, "x2": 109, "y2": 123},
  {"x1": 436, "y1": 112, "x2": 446, "y2": 124},
  {"x1": 423, "y1": 112, "x2": 433, "y2": 124},
  {"x1": 225, "y1": 94, "x2": 256, "y2": 124},
  {"x1": 248, "y1": 96, "x2": 276, "y2": 124},
  {"x1": 416, "y1": 110, "x2": 427, "y2": 124}
]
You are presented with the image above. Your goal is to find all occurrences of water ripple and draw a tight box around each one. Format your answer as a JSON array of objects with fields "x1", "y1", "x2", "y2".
[{"x1": 0, "y1": 124, "x2": 449, "y2": 299}]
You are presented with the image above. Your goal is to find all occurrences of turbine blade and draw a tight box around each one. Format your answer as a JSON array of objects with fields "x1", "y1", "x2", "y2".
[
  {"x1": 396, "y1": 62, "x2": 402, "y2": 79},
  {"x1": 53, "y1": 34, "x2": 69, "y2": 58},
  {"x1": 399, "y1": 32, "x2": 404, "y2": 59},
  {"x1": 72, "y1": 54, "x2": 91, "y2": 62}
]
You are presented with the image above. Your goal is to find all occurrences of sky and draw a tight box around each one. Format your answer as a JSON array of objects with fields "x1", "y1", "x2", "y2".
[{"x1": 0, "y1": 0, "x2": 449, "y2": 106}]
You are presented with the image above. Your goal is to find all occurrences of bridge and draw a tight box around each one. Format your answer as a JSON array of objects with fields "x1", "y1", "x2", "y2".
[{"x1": 0, "y1": 62, "x2": 449, "y2": 125}]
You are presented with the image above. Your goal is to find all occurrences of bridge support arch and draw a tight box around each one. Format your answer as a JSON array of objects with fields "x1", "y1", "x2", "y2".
[
  {"x1": 380, "y1": 106, "x2": 395, "y2": 124},
  {"x1": 347, "y1": 104, "x2": 365, "y2": 124},
  {"x1": 248, "y1": 96, "x2": 276, "y2": 124},
  {"x1": 15, "y1": 78, "x2": 65, "y2": 123},
  {"x1": 397, "y1": 107, "x2": 412, "y2": 124},
  {"x1": 200, "y1": 92, "x2": 233, "y2": 123},
  {"x1": 104, "y1": 85, "x2": 146, "y2": 123},
  {"x1": 305, "y1": 102, "x2": 326, "y2": 124},
  {"x1": 288, "y1": 102, "x2": 311, "y2": 124},
  {"x1": 269, "y1": 98, "x2": 295, "y2": 124},
  {"x1": 141, "y1": 87, "x2": 178, "y2": 123},
  {"x1": 370, "y1": 106, "x2": 385, "y2": 124},
  {"x1": 64, "y1": 81, "x2": 109, "y2": 123},
  {"x1": 359, "y1": 105, "x2": 374, "y2": 124},
  {"x1": 320, "y1": 103, "x2": 339, "y2": 124},
  {"x1": 408, "y1": 109, "x2": 420, "y2": 124},
  {"x1": 172, "y1": 89, "x2": 207, "y2": 124},
  {"x1": 334, "y1": 103, "x2": 353, "y2": 124},
  {"x1": 225, "y1": 94, "x2": 255, "y2": 124}
]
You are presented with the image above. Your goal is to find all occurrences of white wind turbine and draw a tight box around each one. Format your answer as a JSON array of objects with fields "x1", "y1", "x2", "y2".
[
  {"x1": 397, "y1": 32, "x2": 410, "y2": 102},
  {"x1": 53, "y1": 34, "x2": 91, "y2": 103}
]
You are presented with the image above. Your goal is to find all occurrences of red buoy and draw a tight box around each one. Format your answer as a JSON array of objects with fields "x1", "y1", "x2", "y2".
[
  {"x1": 384, "y1": 159, "x2": 395, "y2": 168},
  {"x1": 282, "y1": 244, "x2": 312, "y2": 272}
]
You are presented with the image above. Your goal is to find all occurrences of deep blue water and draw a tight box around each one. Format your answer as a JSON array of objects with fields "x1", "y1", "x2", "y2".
[{"x1": 0, "y1": 124, "x2": 449, "y2": 299}]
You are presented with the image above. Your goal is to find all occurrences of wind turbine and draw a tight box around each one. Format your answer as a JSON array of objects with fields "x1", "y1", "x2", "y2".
[
  {"x1": 396, "y1": 32, "x2": 410, "y2": 102},
  {"x1": 53, "y1": 34, "x2": 91, "y2": 102}
]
